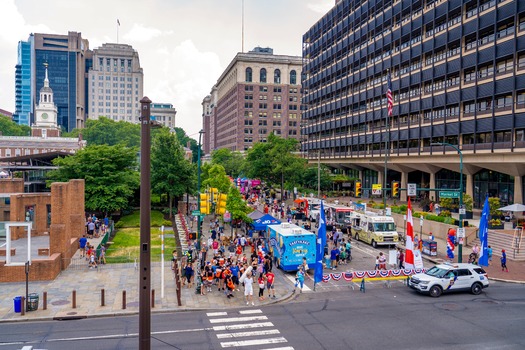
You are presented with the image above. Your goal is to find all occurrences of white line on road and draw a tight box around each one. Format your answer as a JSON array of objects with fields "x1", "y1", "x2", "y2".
[
  {"x1": 207, "y1": 311, "x2": 228, "y2": 316},
  {"x1": 259, "y1": 347, "x2": 295, "y2": 350},
  {"x1": 239, "y1": 309, "x2": 263, "y2": 314},
  {"x1": 216, "y1": 329, "x2": 280, "y2": 338},
  {"x1": 220, "y1": 336, "x2": 288, "y2": 348},
  {"x1": 212, "y1": 322, "x2": 274, "y2": 331},
  {"x1": 209, "y1": 315, "x2": 268, "y2": 323}
]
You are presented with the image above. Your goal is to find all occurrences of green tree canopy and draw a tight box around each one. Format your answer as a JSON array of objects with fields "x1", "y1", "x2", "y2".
[
  {"x1": 151, "y1": 128, "x2": 196, "y2": 217},
  {"x1": 63, "y1": 117, "x2": 141, "y2": 148},
  {"x1": 226, "y1": 187, "x2": 253, "y2": 235},
  {"x1": 47, "y1": 144, "x2": 139, "y2": 213},
  {"x1": 202, "y1": 164, "x2": 231, "y2": 194},
  {"x1": 211, "y1": 148, "x2": 246, "y2": 177},
  {"x1": 0, "y1": 116, "x2": 31, "y2": 136}
]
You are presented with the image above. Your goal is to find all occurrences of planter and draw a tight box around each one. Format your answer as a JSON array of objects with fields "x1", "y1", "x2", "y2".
[
  {"x1": 488, "y1": 224, "x2": 504, "y2": 230},
  {"x1": 464, "y1": 211, "x2": 473, "y2": 220}
]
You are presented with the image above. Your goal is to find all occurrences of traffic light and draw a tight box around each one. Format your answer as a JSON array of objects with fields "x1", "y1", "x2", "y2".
[
  {"x1": 355, "y1": 182, "x2": 362, "y2": 197},
  {"x1": 392, "y1": 181, "x2": 400, "y2": 198},
  {"x1": 199, "y1": 192, "x2": 210, "y2": 214},
  {"x1": 210, "y1": 188, "x2": 219, "y2": 203},
  {"x1": 216, "y1": 193, "x2": 228, "y2": 215}
]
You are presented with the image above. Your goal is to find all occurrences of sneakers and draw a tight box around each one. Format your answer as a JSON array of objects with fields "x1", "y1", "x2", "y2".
[
  {"x1": 246, "y1": 301, "x2": 249, "y2": 305},
  {"x1": 251, "y1": 302, "x2": 254, "y2": 305}
]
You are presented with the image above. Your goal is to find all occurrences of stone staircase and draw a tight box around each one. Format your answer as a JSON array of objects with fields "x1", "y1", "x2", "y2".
[{"x1": 469, "y1": 228, "x2": 525, "y2": 261}]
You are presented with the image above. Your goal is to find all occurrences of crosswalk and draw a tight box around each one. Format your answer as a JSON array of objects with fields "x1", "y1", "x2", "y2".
[{"x1": 206, "y1": 309, "x2": 294, "y2": 349}]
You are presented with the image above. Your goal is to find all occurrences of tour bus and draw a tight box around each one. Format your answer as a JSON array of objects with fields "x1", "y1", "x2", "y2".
[
  {"x1": 266, "y1": 223, "x2": 316, "y2": 271},
  {"x1": 349, "y1": 211, "x2": 400, "y2": 248}
]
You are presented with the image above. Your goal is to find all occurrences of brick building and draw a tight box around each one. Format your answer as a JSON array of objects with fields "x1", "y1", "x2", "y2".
[{"x1": 202, "y1": 47, "x2": 303, "y2": 154}]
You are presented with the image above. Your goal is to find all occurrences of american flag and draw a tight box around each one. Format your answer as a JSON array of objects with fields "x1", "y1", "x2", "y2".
[{"x1": 387, "y1": 74, "x2": 393, "y2": 117}]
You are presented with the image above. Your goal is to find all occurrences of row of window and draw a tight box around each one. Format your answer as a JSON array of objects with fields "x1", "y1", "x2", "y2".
[
  {"x1": 244, "y1": 128, "x2": 298, "y2": 135},
  {"x1": 244, "y1": 111, "x2": 299, "y2": 119},
  {"x1": 94, "y1": 89, "x2": 139, "y2": 95},
  {"x1": 96, "y1": 76, "x2": 139, "y2": 82},
  {"x1": 244, "y1": 120, "x2": 297, "y2": 127},
  {"x1": 245, "y1": 68, "x2": 297, "y2": 84}
]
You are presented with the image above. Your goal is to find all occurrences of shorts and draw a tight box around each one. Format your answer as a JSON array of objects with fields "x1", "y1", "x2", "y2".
[
  {"x1": 267, "y1": 283, "x2": 274, "y2": 289},
  {"x1": 244, "y1": 286, "x2": 253, "y2": 296}
]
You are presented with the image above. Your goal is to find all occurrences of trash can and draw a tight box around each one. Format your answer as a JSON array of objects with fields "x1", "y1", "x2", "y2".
[
  {"x1": 13, "y1": 296, "x2": 22, "y2": 313},
  {"x1": 27, "y1": 293, "x2": 39, "y2": 311}
]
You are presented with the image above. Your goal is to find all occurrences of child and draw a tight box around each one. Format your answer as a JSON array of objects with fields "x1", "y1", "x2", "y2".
[
  {"x1": 258, "y1": 273, "x2": 266, "y2": 300},
  {"x1": 501, "y1": 249, "x2": 508, "y2": 272},
  {"x1": 293, "y1": 267, "x2": 305, "y2": 294},
  {"x1": 487, "y1": 245, "x2": 493, "y2": 265},
  {"x1": 375, "y1": 256, "x2": 380, "y2": 270}
]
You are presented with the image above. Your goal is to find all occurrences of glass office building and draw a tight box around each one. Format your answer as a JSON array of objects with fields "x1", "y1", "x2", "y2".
[
  {"x1": 302, "y1": 0, "x2": 525, "y2": 207},
  {"x1": 13, "y1": 38, "x2": 33, "y2": 126}
]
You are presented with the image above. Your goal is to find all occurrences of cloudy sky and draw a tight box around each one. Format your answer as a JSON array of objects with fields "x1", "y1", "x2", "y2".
[{"x1": 0, "y1": 0, "x2": 334, "y2": 138}]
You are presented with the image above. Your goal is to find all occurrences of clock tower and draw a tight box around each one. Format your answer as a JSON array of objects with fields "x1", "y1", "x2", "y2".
[{"x1": 32, "y1": 63, "x2": 60, "y2": 137}]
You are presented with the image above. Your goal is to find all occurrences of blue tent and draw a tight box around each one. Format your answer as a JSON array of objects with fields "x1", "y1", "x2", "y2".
[{"x1": 252, "y1": 214, "x2": 281, "y2": 231}]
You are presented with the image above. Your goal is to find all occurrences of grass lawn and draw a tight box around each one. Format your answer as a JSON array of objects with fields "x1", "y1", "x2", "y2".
[
  {"x1": 106, "y1": 213, "x2": 176, "y2": 263},
  {"x1": 116, "y1": 210, "x2": 166, "y2": 228}
]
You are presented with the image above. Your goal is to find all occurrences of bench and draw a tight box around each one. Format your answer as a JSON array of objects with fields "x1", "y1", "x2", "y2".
[{"x1": 0, "y1": 248, "x2": 16, "y2": 256}]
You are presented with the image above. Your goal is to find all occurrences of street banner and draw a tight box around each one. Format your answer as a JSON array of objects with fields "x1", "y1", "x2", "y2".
[{"x1": 314, "y1": 201, "x2": 327, "y2": 286}]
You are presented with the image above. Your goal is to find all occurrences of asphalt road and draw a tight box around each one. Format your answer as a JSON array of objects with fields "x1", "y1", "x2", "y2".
[{"x1": 1, "y1": 280, "x2": 524, "y2": 350}]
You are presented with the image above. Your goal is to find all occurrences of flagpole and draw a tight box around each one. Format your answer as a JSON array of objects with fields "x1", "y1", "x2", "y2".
[
  {"x1": 117, "y1": 19, "x2": 120, "y2": 44},
  {"x1": 241, "y1": 0, "x2": 245, "y2": 53}
]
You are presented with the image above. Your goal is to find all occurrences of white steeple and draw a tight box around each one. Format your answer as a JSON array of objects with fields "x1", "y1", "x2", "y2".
[{"x1": 34, "y1": 62, "x2": 58, "y2": 131}]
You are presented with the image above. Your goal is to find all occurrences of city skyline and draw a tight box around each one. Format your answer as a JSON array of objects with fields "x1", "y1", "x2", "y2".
[{"x1": 0, "y1": 0, "x2": 334, "y2": 137}]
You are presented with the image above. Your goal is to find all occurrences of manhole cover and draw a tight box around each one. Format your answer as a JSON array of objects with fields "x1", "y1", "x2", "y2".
[
  {"x1": 435, "y1": 303, "x2": 466, "y2": 311},
  {"x1": 50, "y1": 300, "x2": 69, "y2": 306},
  {"x1": 127, "y1": 301, "x2": 139, "y2": 307}
]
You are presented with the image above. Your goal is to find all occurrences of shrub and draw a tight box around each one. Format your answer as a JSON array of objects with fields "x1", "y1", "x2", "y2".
[
  {"x1": 439, "y1": 210, "x2": 452, "y2": 218},
  {"x1": 114, "y1": 221, "x2": 124, "y2": 228},
  {"x1": 162, "y1": 219, "x2": 172, "y2": 227},
  {"x1": 489, "y1": 218, "x2": 502, "y2": 226}
]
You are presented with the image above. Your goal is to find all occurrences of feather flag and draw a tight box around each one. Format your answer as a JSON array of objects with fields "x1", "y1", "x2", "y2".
[
  {"x1": 405, "y1": 197, "x2": 415, "y2": 269},
  {"x1": 314, "y1": 200, "x2": 327, "y2": 285},
  {"x1": 478, "y1": 196, "x2": 490, "y2": 266}
]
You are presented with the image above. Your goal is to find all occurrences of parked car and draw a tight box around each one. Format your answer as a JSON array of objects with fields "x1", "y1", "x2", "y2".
[{"x1": 409, "y1": 263, "x2": 489, "y2": 297}]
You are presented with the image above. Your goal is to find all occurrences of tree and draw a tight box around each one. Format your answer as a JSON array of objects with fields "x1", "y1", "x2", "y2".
[
  {"x1": 0, "y1": 116, "x2": 31, "y2": 136},
  {"x1": 202, "y1": 164, "x2": 231, "y2": 194},
  {"x1": 226, "y1": 187, "x2": 253, "y2": 237},
  {"x1": 47, "y1": 144, "x2": 139, "y2": 213},
  {"x1": 151, "y1": 129, "x2": 196, "y2": 217},
  {"x1": 300, "y1": 165, "x2": 332, "y2": 192},
  {"x1": 64, "y1": 117, "x2": 141, "y2": 148},
  {"x1": 211, "y1": 148, "x2": 246, "y2": 177},
  {"x1": 173, "y1": 127, "x2": 200, "y2": 163}
]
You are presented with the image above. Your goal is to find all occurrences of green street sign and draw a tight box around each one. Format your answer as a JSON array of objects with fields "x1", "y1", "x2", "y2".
[
  {"x1": 191, "y1": 210, "x2": 201, "y2": 216},
  {"x1": 439, "y1": 191, "x2": 460, "y2": 199}
]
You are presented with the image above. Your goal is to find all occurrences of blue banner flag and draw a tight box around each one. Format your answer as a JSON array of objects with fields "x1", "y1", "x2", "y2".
[
  {"x1": 478, "y1": 196, "x2": 490, "y2": 267},
  {"x1": 314, "y1": 200, "x2": 327, "y2": 285}
]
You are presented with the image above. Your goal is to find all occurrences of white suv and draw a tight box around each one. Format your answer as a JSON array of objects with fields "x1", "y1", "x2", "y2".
[{"x1": 409, "y1": 263, "x2": 489, "y2": 297}]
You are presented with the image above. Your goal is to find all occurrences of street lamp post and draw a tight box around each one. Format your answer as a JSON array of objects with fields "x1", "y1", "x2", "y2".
[
  {"x1": 197, "y1": 129, "x2": 205, "y2": 252},
  {"x1": 431, "y1": 142, "x2": 463, "y2": 263},
  {"x1": 139, "y1": 96, "x2": 152, "y2": 350}
]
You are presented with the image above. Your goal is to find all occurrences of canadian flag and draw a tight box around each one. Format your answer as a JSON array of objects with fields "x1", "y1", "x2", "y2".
[{"x1": 405, "y1": 197, "x2": 415, "y2": 269}]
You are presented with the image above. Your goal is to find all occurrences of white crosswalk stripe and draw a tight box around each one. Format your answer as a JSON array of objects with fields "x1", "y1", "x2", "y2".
[{"x1": 207, "y1": 309, "x2": 294, "y2": 349}]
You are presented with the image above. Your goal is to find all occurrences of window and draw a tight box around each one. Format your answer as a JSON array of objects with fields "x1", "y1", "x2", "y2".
[
  {"x1": 244, "y1": 120, "x2": 253, "y2": 126},
  {"x1": 273, "y1": 87, "x2": 282, "y2": 93},
  {"x1": 273, "y1": 95, "x2": 282, "y2": 101},
  {"x1": 273, "y1": 104, "x2": 282, "y2": 110},
  {"x1": 259, "y1": 103, "x2": 267, "y2": 109},
  {"x1": 273, "y1": 120, "x2": 281, "y2": 126},
  {"x1": 260, "y1": 68, "x2": 267, "y2": 83},
  {"x1": 259, "y1": 120, "x2": 267, "y2": 126},
  {"x1": 274, "y1": 69, "x2": 281, "y2": 84},
  {"x1": 245, "y1": 67, "x2": 252, "y2": 82},
  {"x1": 245, "y1": 85, "x2": 253, "y2": 91},
  {"x1": 290, "y1": 70, "x2": 297, "y2": 84},
  {"x1": 244, "y1": 111, "x2": 253, "y2": 117},
  {"x1": 245, "y1": 102, "x2": 253, "y2": 108},
  {"x1": 260, "y1": 86, "x2": 268, "y2": 92},
  {"x1": 245, "y1": 95, "x2": 253, "y2": 100}
]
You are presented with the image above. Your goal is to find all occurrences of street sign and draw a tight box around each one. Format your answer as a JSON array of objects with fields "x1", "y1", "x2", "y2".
[
  {"x1": 459, "y1": 208, "x2": 466, "y2": 215},
  {"x1": 457, "y1": 227, "x2": 465, "y2": 238},
  {"x1": 439, "y1": 191, "x2": 460, "y2": 198},
  {"x1": 191, "y1": 210, "x2": 201, "y2": 216},
  {"x1": 420, "y1": 216, "x2": 424, "y2": 227},
  {"x1": 372, "y1": 184, "x2": 382, "y2": 195},
  {"x1": 407, "y1": 183, "x2": 417, "y2": 196}
]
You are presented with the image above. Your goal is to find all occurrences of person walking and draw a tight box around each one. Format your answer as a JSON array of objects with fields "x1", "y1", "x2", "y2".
[
  {"x1": 378, "y1": 252, "x2": 387, "y2": 270},
  {"x1": 398, "y1": 248, "x2": 405, "y2": 269},
  {"x1": 293, "y1": 266, "x2": 305, "y2": 294},
  {"x1": 79, "y1": 235, "x2": 87, "y2": 258},
  {"x1": 266, "y1": 270, "x2": 276, "y2": 299},
  {"x1": 488, "y1": 245, "x2": 493, "y2": 265},
  {"x1": 244, "y1": 271, "x2": 255, "y2": 305},
  {"x1": 258, "y1": 273, "x2": 266, "y2": 301},
  {"x1": 501, "y1": 249, "x2": 508, "y2": 272}
]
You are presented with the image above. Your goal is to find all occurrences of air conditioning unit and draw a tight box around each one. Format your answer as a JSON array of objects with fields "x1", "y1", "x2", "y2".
[
  {"x1": 292, "y1": 228, "x2": 302, "y2": 234},
  {"x1": 281, "y1": 223, "x2": 291, "y2": 228}
]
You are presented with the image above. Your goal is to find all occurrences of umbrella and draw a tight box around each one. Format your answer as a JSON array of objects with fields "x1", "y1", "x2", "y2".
[{"x1": 498, "y1": 203, "x2": 525, "y2": 212}]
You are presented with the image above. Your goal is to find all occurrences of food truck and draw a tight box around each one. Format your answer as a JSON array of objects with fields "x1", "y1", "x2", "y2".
[
  {"x1": 349, "y1": 211, "x2": 400, "y2": 248},
  {"x1": 267, "y1": 223, "x2": 316, "y2": 271}
]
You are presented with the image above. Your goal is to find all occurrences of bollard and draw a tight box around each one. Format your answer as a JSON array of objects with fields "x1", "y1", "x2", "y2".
[
  {"x1": 72, "y1": 290, "x2": 77, "y2": 309},
  {"x1": 360, "y1": 279, "x2": 366, "y2": 293},
  {"x1": 151, "y1": 289, "x2": 155, "y2": 309},
  {"x1": 43, "y1": 292, "x2": 47, "y2": 310},
  {"x1": 174, "y1": 259, "x2": 182, "y2": 306},
  {"x1": 122, "y1": 290, "x2": 126, "y2": 309},
  {"x1": 101, "y1": 289, "x2": 105, "y2": 307},
  {"x1": 20, "y1": 296, "x2": 25, "y2": 316}
]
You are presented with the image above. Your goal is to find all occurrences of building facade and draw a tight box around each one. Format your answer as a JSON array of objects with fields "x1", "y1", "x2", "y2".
[
  {"x1": 302, "y1": 0, "x2": 525, "y2": 207},
  {"x1": 202, "y1": 47, "x2": 303, "y2": 154},
  {"x1": 87, "y1": 43, "x2": 144, "y2": 123},
  {"x1": 13, "y1": 38, "x2": 33, "y2": 126},
  {"x1": 151, "y1": 102, "x2": 177, "y2": 128}
]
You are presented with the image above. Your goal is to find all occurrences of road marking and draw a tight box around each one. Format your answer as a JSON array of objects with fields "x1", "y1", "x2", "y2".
[
  {"x1": 259, "y1": 347, "x2": 295, "y2": 350},
  {"x1": 239, "y1": 309, "x2": 262, "y2": 314},
  {"x1": 220, "y1": 337, "x2": 288, "y2": 348},
  {"x1": 212, "y1": 322, "x2": 274, "y2": 331},
  {"x1": 285, "y1": 275, "x2": 312, "y2": 292},
  {"x1": 207, "y1": 311, "x2": 228, "y2": 316},
  {"x1": 216, "y1": 329, "x2": 280, "y2": 338},
  {"x1": 209, "y1": 315, "x2": 268, "y2": 323}
]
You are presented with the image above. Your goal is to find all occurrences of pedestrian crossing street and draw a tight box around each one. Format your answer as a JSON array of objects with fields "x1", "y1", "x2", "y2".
[{"x1": 206, "y1": 309, "x2": 294, "y2": 349}]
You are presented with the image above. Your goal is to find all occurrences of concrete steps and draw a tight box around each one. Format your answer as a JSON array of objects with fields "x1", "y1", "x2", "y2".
[{"x1": 469, "y1": 229, "x2": 525, "y2": 261}]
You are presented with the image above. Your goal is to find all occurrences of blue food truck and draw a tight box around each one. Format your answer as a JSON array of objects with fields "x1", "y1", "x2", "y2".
[{"x1": 267, "y1": 223, "x2": 316, "y2": 271}]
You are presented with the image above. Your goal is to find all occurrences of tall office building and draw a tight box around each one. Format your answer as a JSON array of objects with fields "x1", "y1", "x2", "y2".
[
  {"x1": 87, "y1": 43, "x2": 144, "y2": 123},
  {"x1": 13, "y1": 38, "x2": 34, "y2": 126},
  {"x1": 151, "y1": 103, "x2": 177, "y2": 128},
  {"x1": 202, "y1": 47, "x2": 303, "y2": 154},
  {"x1": 302, "y1": 0, "x2": 525, "y2": 207}
]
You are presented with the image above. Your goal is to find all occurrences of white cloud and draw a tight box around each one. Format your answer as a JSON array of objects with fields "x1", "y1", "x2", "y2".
[
  {"x1": 123, "y1": 23, "x2": 172, "y2": 43},
  {"x1": 307, "y1": 1, "x2": 334, "y2": 14}
]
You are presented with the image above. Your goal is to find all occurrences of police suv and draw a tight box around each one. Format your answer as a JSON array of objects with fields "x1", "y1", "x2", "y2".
[{"x1": 409, "y1": 263, "x2": 489, "y2": 297}]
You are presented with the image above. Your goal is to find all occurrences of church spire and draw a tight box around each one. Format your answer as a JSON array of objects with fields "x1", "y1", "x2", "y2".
[{"x1": 44, "y1": 62, "x2": 49, "y2": 88}]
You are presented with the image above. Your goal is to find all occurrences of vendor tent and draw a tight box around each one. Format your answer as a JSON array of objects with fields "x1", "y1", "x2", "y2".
[{"x1": 252, "y1": 214, "x2": 281, "y2": 231}]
